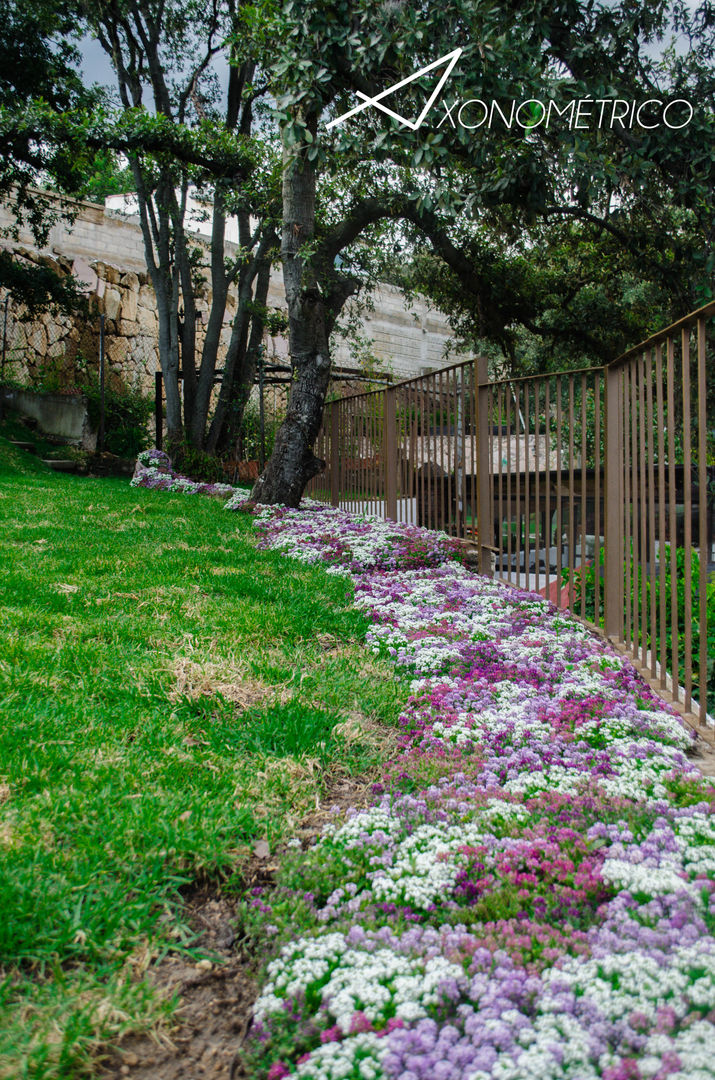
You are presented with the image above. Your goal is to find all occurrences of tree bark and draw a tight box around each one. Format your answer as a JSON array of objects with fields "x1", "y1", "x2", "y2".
[
  {"x1": 205, "y1": 253, "x2": 272, "y2": 455},
  {"x1": 251, "y1": 127, "x2": 355, "y2": 506}
]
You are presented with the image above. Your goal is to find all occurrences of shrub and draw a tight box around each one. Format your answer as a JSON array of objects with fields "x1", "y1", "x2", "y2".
[
  {"x1": 84, "y1": 384, "x2": 153, "y2": 458},
  {"x1": 171, "y1": 441, "x2": 227, "y2": 483}
]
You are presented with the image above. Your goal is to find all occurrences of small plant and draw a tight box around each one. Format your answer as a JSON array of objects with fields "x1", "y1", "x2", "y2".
[
  {"x1": 172, "y1": 441, "x2": 227, "y2": 482},
  {"x1": 84, "y1": 383, "x2": 153, "y2": 457},
  {"x1": 237, "y1": 400, "x2": 284, "y2": 463}
]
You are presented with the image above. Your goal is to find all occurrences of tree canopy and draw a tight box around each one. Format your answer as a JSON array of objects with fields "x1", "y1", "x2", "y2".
[{"x1": 1, "y1": 0, "x2": 713, "y2": 495}]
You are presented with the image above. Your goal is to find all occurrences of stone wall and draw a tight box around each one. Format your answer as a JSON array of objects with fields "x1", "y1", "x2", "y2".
[{"x1": 0, "y1": 195, "x2": 470, "y2": 398}]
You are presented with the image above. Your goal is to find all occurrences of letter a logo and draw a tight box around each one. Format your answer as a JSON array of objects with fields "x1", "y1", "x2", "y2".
[{"x1": 327, "y1": 49, "x2": 463, "y2": 130}]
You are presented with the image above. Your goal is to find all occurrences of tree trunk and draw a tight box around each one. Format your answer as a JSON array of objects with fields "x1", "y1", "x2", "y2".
[
  {"x1": 206, "y1": 253, "x2": 272, "y2": 455},
  {"x1": 251, "y1": 128, "x2": 353, "y2": 506},
  {"x1": 130, "y1": 163, "x2": 183, "y2": 444}
]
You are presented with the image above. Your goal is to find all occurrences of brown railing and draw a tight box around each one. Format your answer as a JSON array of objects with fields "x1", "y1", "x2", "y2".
[{"x1": 308, "y1": 302, "x2": 715, "y2": 731}]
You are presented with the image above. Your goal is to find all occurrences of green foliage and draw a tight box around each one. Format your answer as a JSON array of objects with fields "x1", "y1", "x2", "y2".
[
  {"x1": 237, "y1": 399, "x2": 284, "y2": 462},
  {"x1": 0, "y1": 251, "x2": 84, "y2": 316},
  {"x1": 0, "y1": 2, "x2": 106, "y2": 307},
  {"x1": 79, "y1": 149, "x2": 135, "y2": 204},
  {"x1": 172, "y1": 439, "x2": 227, "y2": 482},
  {"x1": 84, "y1": 383, "x2": 153, "y2": 458},
  {"x1": 568, "y1": 545, "x2": 715, "y2": 712}
]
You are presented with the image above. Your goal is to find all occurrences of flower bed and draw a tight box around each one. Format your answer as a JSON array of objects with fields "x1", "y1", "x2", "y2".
[
  {"x1": 130, "y1": 448, "x2": 237, "y2": 496},
  {"x1": 232, "y1": 504, "x2": 714, "y2": 1080}
]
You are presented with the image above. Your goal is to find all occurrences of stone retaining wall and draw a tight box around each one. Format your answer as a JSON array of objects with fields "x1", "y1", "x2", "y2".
[{"x1": 0, "y1": 195, "x2": 469, "y2": 398}]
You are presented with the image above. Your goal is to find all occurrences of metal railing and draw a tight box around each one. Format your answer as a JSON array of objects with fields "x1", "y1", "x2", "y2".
[{"x1": 308, "y1": 302, "x2": 715, "y2": 731}]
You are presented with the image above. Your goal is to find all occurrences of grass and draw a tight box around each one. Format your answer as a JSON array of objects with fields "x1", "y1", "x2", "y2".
[{"x1": 0, "y1": 435, "x2": 408, "y2": 1078}]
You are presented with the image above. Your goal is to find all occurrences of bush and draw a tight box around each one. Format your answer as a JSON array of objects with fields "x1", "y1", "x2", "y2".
[
  {"x1": 84, "y1": 385, "x2": 153, "y2": 458},
  {"x1": 171, "y1": 441, "x2": 227, "y2": 483},
  {"x1": 237, "y1": 401, "x2": 284, "y2": 463}
]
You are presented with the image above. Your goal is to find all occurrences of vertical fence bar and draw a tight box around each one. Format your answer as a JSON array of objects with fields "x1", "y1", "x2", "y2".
[
  {"x1": 514, "y1": 383, "x2": 522, "y2": 588},
  {"x1": 409, "y1": 382, "x2": 417, "y2": 524},
  {"x1": 635, "y1": 365, "x2": 643, "y2": 656},
  {"x1": 460, "y1": 371, "x2": 468, "y2": 540},
  {"x1": 442, "y1": 370, "x2": 450, "y2": 534},
  {"x1": 384, "y1": 386, "x2": 397, "y2": 522},
  {"x1": 468, "y1": 363, "x2": 476, "y2": 542},
  {"x1": 655, "y1": 345, "x2": 667, "y2": 689},
  {"x1": 638, "y1": 355, "x2": 648, "y2": 666},
  {"x1": 524, "y1": 384, "x2": 531, "y2": 591},
  {"x1": 556, "y1": 378, "x2": 563, "y2": 607},
  {"x1": 330, "y1": 402, "x2": 339, "y2": 507},
  {"x1": 544, "y1": 379, "x2": 552, "y2": 601},
  {"x1": 667, "y1": 337, "x2": 678, "y2": 702},
  {"x1": 623, "y1": 367, "x2": 632, "y2": 649},
  {"x1": 476, "y1": 356, "x2": 493, "y2": 576},
  {"x1": 604, "y1": 363, "x2": 624, "y2": 641},
  {"x1": 645, "y1": 351, "x2": 657, "y2": 677},
  {"x1": 506, "y1": 383, "x2": 513, "y2": 577},
  {"x1": 594, "y1": 372, "x2": 602, "y2": 627},
  {"x1": 682, "y1": 328, "x2": 693, "y2": 710},
  {"x1": 580, "y1": 373, "x2": 588, "y2": 621},
  {"x1": 696, "y1": 317, "x2": 708, "y2": 725},
  {"x1": 501, "y1": 386, "x2": 507, "y2": 574},
  {"x1": 567, "y1": 376, "x2": 575, "y2": 614}
]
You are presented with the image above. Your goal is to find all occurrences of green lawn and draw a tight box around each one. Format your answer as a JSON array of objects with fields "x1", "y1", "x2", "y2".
[{"x1": 0, "y1": 438, "x2": 407, "y2": 1079}]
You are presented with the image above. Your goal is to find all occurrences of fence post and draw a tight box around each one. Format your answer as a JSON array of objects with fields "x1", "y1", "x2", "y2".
[
  {"x1": 330, "y1": 402, "x2": 340, "y2": 508},
  {"x1": 604, "y1": 363, "x2": 624, "y2": 641},
  {"x1": 475, "y1": 356, "x2": 493, "y2": 576},
  {"x1": 0, "y1": 294, "x2": 8, "y2": 420},
  {"x1": 155, "y1": 370, "x2": 163, "y2": 450},
  {"x1": 384, "y1": 386, "x2": 398, "y2": 521},
  {"x1": 258, "y1": 345, "x2": 266, "y2": 471},
  {"x1": 98, "y1": 313, "x2": 106, "y2": 453}
]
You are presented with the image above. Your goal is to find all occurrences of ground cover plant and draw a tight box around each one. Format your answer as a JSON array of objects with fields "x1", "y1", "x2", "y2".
[
  {"x1": 0, "y1": 437, "x2": 408, "y2": 1079},
  {"x1": 227, "y1": 502, "x2": 715, "y2": 1080}
]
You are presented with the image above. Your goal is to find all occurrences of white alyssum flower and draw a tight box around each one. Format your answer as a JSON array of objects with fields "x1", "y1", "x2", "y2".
[
  {"x1": 370, "y1": 822, "x2": 487, "y2": 908},
  {"x1": 294, "y1": 1033, "x2": 385, "y2": 1080}
]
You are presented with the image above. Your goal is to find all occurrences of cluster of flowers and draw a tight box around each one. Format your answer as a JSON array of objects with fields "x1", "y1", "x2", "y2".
[
  {"x1": 130, "y1": 448, "x2": 237, "y2": 497},
  {"x1": 236, "y1": 503, "x2": 715, "y2": 1080},
  {"x1": 223, "y1": 501, "x2": 463, "y2": 574}
]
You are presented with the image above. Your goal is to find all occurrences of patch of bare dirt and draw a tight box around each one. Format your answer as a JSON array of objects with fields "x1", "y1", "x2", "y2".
[{"x1": 98, "y1": 892, "x2": 256, "y2": 1080}]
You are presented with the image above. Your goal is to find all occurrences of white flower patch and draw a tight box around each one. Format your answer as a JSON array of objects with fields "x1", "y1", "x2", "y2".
[
  {"x1": 542, "y1": 941, "x2": 715, "y2": 1021},
  {"x1": 431, "y1": 704, "x2": 553, "y2": 749},
  {"x1": 675, "y1": 810, "x2": 715, "y2": 878},
  {"x1": 321, "y1": 948, "x2": 466, "y2": 1031},
  {"x1": 479, "y1": 797, "x2": 531, "y2": 825},
  {"x1": 598, "y1": 741, "x2": 696, "y2": 802},
  {"x1": 255, "y1": 931, "x2": 467, "y2": 1037},
  {"x1": 550, "y1": 668, "x2": 613, "y2": 699},
  {"x1": 639, "y1": 1021, "x2": 715, "y2": 1080},
  {"x1": 294, "y1": 1033, "x2": 386, "y2": 1080},
  {"x1": 369, "y1": 822, "x2": 488, "y2": 908},
  {"x1": 600, "y1": 857, "x2": 694, "y2": 898},
  {"x1": 577, "y1": 711, "x2": 693, "y2": 751},
  {"x1": 320, "y1": 807, "x2": 403, "y2": 849},
  {"x1": 502, "y1": 766, "x2": 595, "y2": 798},
  {"x1": 254, "y1": 932, "x2": 348, "y2": 1021}
]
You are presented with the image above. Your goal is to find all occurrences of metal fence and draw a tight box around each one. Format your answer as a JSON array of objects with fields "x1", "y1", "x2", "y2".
[{"x1": 308, "y1": 301, "x2": 715, "y2": 731}]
